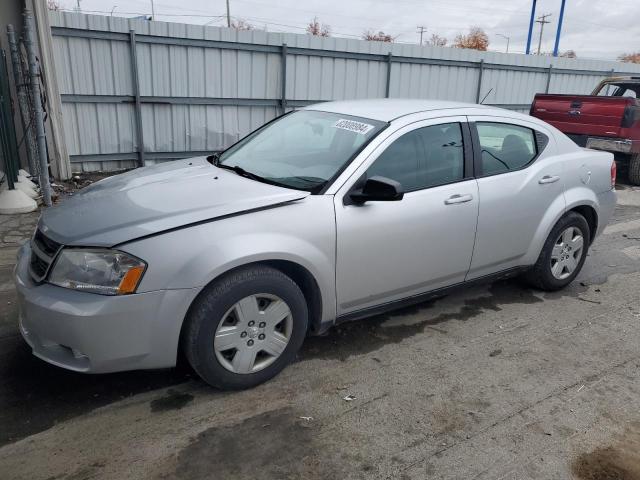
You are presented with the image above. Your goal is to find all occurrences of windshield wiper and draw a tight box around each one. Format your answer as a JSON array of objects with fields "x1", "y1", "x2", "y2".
[{"x1": 216, "y1": 163, "x2": 270, "y2": 183}]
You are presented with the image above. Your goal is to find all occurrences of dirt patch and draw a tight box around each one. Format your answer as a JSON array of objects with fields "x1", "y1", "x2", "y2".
[
  {"x1": 171, "y1": 407, "x2": 338, "y2": 480},
  {"x1": 573, "y1": 424, "x2": 640, "y2": 480},
  {"x1": 150, "y1": 389, "x2": 194, "y2": 412},
  {"x1": 301, "y1": 279, "x2": 543, "y2": 362}
]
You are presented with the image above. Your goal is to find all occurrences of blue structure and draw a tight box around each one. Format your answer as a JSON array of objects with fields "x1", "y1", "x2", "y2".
[
  {"x1": 525, "y1": 0, "x2": 537, "y2": 55},
  {"x1": 553, "y1": 0, "x2": 567, "y2": 57}
]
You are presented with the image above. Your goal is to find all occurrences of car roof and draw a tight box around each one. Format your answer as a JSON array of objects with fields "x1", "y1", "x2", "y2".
[{"x1": 303, "y1": 98, "x2": 495, "y2": 122}]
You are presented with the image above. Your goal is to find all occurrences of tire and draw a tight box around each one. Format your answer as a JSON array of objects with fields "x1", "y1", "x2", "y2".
[
  {"x1": 525, "y1": 212, "x2": 591, "y2": 291},
  {"x1": 629, "y1": 153, "x2": 640, "y2": 186},
  {"x1": 183, "y1": 265, "x2": 308, "y2": 390}
]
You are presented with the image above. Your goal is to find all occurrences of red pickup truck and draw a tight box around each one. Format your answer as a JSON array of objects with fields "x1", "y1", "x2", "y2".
[{"x1": 530, "y1": 77, "x2": 640, "y2": 184}]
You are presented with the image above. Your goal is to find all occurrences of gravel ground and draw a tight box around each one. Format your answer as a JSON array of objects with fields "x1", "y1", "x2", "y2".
[{"x1": 0, "y1": 186, "x2": 639, "y2": 480}]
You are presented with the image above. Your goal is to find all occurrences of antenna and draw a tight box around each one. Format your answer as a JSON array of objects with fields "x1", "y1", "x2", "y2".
[{"x1": 480, "y1": 88, "x2": 494, "y2": 105}]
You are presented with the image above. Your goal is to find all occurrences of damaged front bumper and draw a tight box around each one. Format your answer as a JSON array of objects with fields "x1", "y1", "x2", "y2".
[{"x1": 14, "y1": 243, "x2": 198, "y2": 373}]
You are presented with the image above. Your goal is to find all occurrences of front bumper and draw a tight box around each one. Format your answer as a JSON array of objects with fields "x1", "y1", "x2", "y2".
[{"x1": 14, "y1": 243, "x2": 199, "y2": 373}]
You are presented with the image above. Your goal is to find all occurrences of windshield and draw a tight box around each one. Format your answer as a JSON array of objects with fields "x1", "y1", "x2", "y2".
[{"x1": 216, "y1": 110, "x2": 387, "y2": 192}]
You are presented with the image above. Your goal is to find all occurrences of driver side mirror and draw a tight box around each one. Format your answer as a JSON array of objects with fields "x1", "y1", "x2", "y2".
[{"x1": 349, "y1": 176, "x2": 404, "y2": 205}]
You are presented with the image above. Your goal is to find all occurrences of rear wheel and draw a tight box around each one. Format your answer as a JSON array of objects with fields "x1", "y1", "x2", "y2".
[
  {"x1": 628, "y1": 153, "x2": 640, "y2": 186},
  {"x1": 525, "y1": 212, "x2": 590, "y2": 291},
  {"x1": 183, "y1": 265, "x2": 308, "y2": 390}
]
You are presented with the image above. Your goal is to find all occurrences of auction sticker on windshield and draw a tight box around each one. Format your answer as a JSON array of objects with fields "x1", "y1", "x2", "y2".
[{"x1": 333, "y1": 119, "x2": 374, "y2": 135}]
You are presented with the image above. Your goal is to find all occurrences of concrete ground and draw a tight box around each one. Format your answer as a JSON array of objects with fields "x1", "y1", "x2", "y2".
[{"x1": 1, "y1": 187, "x2": 640, "y2": 480}]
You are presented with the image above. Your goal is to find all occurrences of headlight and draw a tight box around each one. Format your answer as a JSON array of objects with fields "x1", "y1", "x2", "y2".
[{"x1": 48, "y1": 249, "x2": 146, "y2": 295}]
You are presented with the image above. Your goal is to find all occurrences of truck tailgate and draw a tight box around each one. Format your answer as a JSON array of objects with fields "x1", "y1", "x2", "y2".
[{"x1": 531, "y1": 94, "x2": 632, "y2": 137}]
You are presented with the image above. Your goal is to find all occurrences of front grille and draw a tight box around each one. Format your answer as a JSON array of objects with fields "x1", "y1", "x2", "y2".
[
  {"x1": 29, "y1": 229, "x2": 62, "y2": 282},
  {"x1": 33, "y1": 229, "x2": 61, "y2": 257},
  {"x1": 30, "y1": 253, "x2": 49, "y2": 278}
]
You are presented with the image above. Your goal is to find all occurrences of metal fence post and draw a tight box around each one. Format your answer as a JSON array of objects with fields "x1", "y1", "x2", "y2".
[
  {"x1": 475, "y1": 59, "x2": 484, "y2": 103},
  {"x1": 129, "y1": 30, "x2": 145, "y2": 167},
  {"x1": 545, "y1": 64, "x2": 553, "y2": 93},
  {"x1": 0, "y1": 50, "x2": 18, "y2": 190},
  {"x1": 280, "y1": 43, "x2": 287, "y2": 114},
  {"x1": 385, "y1": 52, "x2": 392, "y2": 98},
  {"x1": 7, "y1": 24, "x2": 38, "y2": 177},
  {"x1": 24, "y1": 10, "x2": 52, "y2": 206}
]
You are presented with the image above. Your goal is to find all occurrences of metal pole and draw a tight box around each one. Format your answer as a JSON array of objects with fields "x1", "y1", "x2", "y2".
[
  {"x1": 476, "y1": 59, "x2": 484, "y2": 103},
  {"x1": 24, "y1": 10, "x2": 52, "y2": 206},
  {"x1": 552, "y1": 0, "x2": 567, "y2": 57},
  {"x1": 226, "y1": 0, "x2": 231, "y2": 27},
  {"x1": 7, "y1": 24, "x2": 39, "y2": 177},
  {"x1": 385, "y1": 52, "x2": 392, "y2": 98},
  {"x1": 150, "y1": 0, "x2": 155, "y2": 20},
  {"x1": 280, "y1": 43, "x2": 287, "y2": 114},
  {"x1": 129, "y1": 30, "x2": 145, "y2": 167},
  {"x1": 525, "y1": 0, "x2": 537, "y2": 55},
  {"x1": 497, "y1": 34, "x2": 510, "y2": 53},
  {"x1": 0, "y1": 51, "x2": 17, "y2": 190},
  {"x1": 545, "y1": 64, "x2": 553, "y2": 93}
]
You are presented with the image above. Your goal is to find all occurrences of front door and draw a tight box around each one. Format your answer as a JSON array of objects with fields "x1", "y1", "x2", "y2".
[{"x1": 334, "y1": 118, "x2": 479, "y2": 315}]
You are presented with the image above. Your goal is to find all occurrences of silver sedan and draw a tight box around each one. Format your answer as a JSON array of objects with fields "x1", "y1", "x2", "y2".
[{"x1": 15, "y1": 99, "x2": 617, "y2": 389}]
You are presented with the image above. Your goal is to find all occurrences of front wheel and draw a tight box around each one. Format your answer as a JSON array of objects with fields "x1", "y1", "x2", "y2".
[
  {"x1": 525, "y1": 212, "x2": 590, "y2": 291},
  {"x1": 183, "y1": 265, "x2": 308, "y2": 390}
]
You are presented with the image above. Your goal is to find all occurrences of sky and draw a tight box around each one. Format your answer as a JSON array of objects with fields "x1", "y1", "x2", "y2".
[{"x1": 56, "y1": 0, "x2": 640, "y2": 61}]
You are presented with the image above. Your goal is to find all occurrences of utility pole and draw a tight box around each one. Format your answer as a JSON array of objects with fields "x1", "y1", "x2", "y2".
[
  {"x1": 150, "y1": 0, "x2": 155, "y2": 20},
  {"x1": 496, "y1": 33, "x2": 510, "y2": 53},
  {"x1": 535, "y1": 13, "x2": 552, "y2": 55},
  {"x1": 417, "y1": 26, "x2": 426, "y2": 46},
  {"x1": 75, "y1": 0, "x2": 81, "y2": 12},
  {"x1": 226, "y1": 0, "x2": 231, "y2": 27}
]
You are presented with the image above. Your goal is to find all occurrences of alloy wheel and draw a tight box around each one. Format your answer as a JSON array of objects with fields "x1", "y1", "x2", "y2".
[
  {"x1": 213, "y1": 294, "x2": 293, "y2": 374},
  {"x1": 550, "y1": 226, "x2": 584, "y2": 280}
]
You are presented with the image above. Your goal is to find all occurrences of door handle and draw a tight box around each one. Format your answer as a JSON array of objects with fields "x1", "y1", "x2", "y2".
[
  {"x1": 444, "y1": 194, "x2": 473, "y2": 205},
  {"x1": 539, "y1": 175, "x2": 560, "y2": 184}
]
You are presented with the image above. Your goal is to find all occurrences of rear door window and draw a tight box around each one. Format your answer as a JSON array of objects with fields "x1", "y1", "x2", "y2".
[{"x1": 475, "y1": 122, "x2": 538, "y2": 176}]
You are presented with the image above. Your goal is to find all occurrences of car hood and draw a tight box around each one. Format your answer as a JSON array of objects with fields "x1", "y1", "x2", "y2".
[{"x1": 39, "y1": 157, "x2": 309, "y2": 247}]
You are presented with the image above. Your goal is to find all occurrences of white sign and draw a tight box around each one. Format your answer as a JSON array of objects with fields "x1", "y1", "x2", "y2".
[{"x1": 333, "y1": 119, "x2": 374, "y2": 135}]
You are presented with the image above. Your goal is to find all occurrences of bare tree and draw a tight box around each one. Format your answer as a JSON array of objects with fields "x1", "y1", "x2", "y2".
[
  {"x1": 231, "y1": 19, "x2": 254, "y2": 31},
  {"x1": 306, "y1": 17, "x2": 331, "y2": 37},
  {"x1": 362, "y1": 30, "x2": 394, "y2": 42},
  {"x1": 47, "y1": 0, "x2": 60, "y2": 10},
  {"x1": 453, "y1": 27, "x2": 489, "y2": 51},
  {"x1": 560, "y1": 50, "x2": 577, "y2": 58},
  {"x1": 427, "y1": 33, "x2": 447, "y2": 47},
  {"x1": 619, "y1": 52, "x2": 640, "y2": 64}
]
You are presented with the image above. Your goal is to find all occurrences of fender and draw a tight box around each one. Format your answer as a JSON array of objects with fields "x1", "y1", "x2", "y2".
[
  {"x1": 523, "y1": 186, "x2": 600, "y2": 266},
  {"x1": 121, "y1": 197, "x2": 337, "y2": 324}
]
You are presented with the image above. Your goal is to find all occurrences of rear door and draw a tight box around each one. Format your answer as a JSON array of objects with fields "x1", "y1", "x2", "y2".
[{"x1": 466, "y1": 115, "x2": 565, "y2": 280}]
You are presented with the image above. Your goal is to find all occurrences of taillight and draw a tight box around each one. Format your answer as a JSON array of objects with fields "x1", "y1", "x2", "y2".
[
  {"x1": 611, "y1": 160, "x2": 617, "y2": 189},
  {"x1": 621, "y1": 100, "x2": 640, "y2": 128}
]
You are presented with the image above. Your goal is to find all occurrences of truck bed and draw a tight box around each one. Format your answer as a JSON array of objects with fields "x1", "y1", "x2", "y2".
[{"x1": 530, "y1": 94, "x2": 634, "y2": 138}]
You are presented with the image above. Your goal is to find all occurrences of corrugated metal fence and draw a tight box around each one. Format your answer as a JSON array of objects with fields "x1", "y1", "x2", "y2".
[{"x1": 49, "y1": 11, "x2": 640, "y2": 172}]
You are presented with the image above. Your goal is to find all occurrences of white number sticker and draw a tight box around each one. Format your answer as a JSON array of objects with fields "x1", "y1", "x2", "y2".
[{"x1": 333, "y1": 119, "x2": 374, "y2": 135}]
